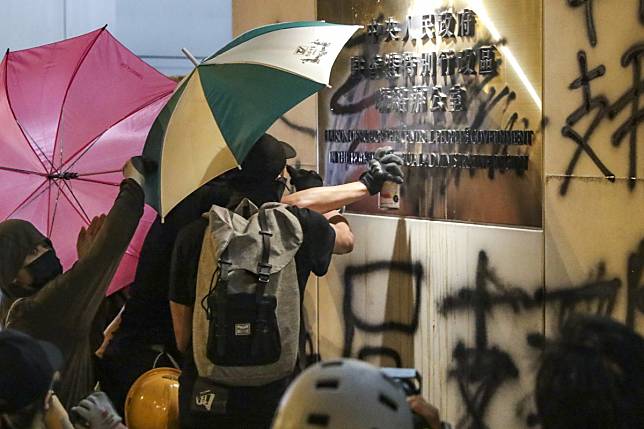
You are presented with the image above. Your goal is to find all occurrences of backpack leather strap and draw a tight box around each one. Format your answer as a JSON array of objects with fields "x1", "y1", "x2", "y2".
[
  {"x1": 215, "y1": 248, "x2": 231, "y2": 358},
  {"x1": 256, "y1": 208, "x2": 272, "y2": 302}
]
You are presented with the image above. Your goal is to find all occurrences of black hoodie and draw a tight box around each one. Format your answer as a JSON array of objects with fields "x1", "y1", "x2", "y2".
[{"x1": 0, "y1": 179, "x2": 144, "y2": 409}]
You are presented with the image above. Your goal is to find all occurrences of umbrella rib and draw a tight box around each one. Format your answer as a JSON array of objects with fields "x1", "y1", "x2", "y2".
[
  {"x1": 17, "y1": 118, "x2": 58, "y2": 173},
  {"x1": 50, "y1": 27, "x2": 107, "y2": 173},
  {"x1": 52, "y1": 180, "x2": 90, "y2": 224},
  {"x1": 77, "y1": 169, "x2": 122, "y2": 177},
  {"x1": 0, "y1": 166, "x2": 47, "y2": 176},
  {"x1": 3, "y1": 53, "x2": 50, "y2": 175},
  {"x1": 57, "y1": 180, "x2": 92, "y2": 225},
  {"x1": 75, "y1": 177, "x2": 120, "y2": 187},
  {"x1": 47, "y1": 183, "x2": 52, "y2": 236},
  {"x1": 48, "y1": 182, "x2": 62, "y2": 236},
  {"x1": 62, "y1": 134, "x2": 102, "y2": 173},
  {"x1": 3, "y1": 180, "x2": 48, "y2": 221},
  {"x1": 61, "y1": 90, "x2": 173, "y2": 171}
]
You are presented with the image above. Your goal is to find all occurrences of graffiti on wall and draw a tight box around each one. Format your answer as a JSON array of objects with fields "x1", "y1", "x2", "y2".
[
  {"x1": 439, "y1": 251, "x2": 533, "y2": 429},
  {"x1": 560, "y1": 0, "x2": 644, "y2": 195},
  {"x1": 560, "y1": 44, "x2": 644, "y2": 195},
  {"x1": 434, "y1": 239, "x2": 644, "y2": 428},
  {"x1": 341, "y1": 261, "x2": 424, "y2": 367},
  {"x1": 317, "y1": 237, "x2": 643, "y2": 428}
]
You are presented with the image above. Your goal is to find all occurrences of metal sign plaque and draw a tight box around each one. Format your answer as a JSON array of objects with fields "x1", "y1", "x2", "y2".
[{"x1": 318, "y1": 0, "x2": 543, "y2": 227}]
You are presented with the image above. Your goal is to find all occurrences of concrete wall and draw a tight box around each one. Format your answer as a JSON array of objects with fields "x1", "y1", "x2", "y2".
[{"x1": 0, "y1": 0, "x2": 232, "y2": 76}]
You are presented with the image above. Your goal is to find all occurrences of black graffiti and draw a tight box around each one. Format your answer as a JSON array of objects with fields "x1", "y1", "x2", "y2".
[
  {"x1": 342, "y1": 261, "x2": 423, "y2": 367},
  {"x1": 277, "y1": 115, "x2": 316, "y2": 137},
  {"x1": 439, "y1": 242, "x2": 644, "y2": 428},
  {"x1": 567, "y1": 0, "x2": 644, "y2": 41},
  {"x1": 608, "y1": 43, "x2": 644, "y2": 190},
  {"x1": 560, "y1": 50, "x2": 613, "y2": 195},
  {"x1": 626, "y1": 239, "x2": 644, "y2": 328},
  {"x1": 562, "y1": 44, "x2": 643, "y2": 196},
  {"x1": 440, "y1": 251, "x2": 533, "y2": 429},
  {"x1": 357, "y1": 346, "x2": 403, "y2": 368},
  {"x1": 329, "y1": 74, "x2": 378, "y2": 115},
  {"x1": 566, "y1": 0, "x2": 598, "y2": 46},
  {"x1": 535, "y1": 266, "x2": 621, "y2": 329}
]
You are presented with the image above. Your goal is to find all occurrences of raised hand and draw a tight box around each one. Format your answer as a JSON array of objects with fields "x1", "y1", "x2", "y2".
[
  {"x1": 359, "y1": 146, "x2": 405, "y2": 195},
  {"x1": 286, "y1": 165, "x2": 324, "y2": 191},
  {"x1": 76, "y1": 214, "x2": 106, "y2": 260}
]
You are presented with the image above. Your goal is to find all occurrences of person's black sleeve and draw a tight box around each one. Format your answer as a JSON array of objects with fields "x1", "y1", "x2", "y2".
[
  {"x1": 287, "y1": 206, "x2": 335, "y2": 277},
  {"x1": 168, "y1": 218, "x2": 208, "y2": 306}
]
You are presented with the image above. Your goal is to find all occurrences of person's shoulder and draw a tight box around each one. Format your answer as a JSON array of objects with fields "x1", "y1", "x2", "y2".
[
  {"x1": 285, "y1": 206, "x2": 335, "y2": 244},
  {"x1": 285, "y1": 205, "x2": 328, "y2": 227},
  {"x1": 176, "y1": 217, "x2": 208, "y2": 244}
]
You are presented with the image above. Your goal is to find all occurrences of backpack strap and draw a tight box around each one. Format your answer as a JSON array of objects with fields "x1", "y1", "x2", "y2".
[
  {"x1": 215, "y1": 248, "x2": 232, "y2": 358},
  {"x1": 256, "y1": 207, "x2": 272, "y2": 303}
]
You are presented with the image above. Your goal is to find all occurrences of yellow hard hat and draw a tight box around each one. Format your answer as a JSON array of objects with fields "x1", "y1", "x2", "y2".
[{"x1": 124, "y1": 367, "x2": 181, "y2": 429}]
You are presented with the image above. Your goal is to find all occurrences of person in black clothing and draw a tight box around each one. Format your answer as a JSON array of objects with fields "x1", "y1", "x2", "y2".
[
  {"x1": 535, "y1": 315, "x2": 644, "y2": 429},
  {"x1": 97, "y1": 176, "x2": 234, "y2": 414},
  {"x1": 169, "y1": 139, "x2": 403, "y2": 428},
  {"x1": 0, "y1": 159, "x2": 147, "y2": 409},
  {"x1": 96, "y1": 133, "x2": 354, "y2": 415}
]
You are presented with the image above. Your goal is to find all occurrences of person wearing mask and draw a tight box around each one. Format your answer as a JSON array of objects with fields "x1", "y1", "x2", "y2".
[
  {"x1": 0, "y1": 158, "x2": 148, "y2": 409},
  {"x1": 97, "y1": 175, "x2": 233, "y2": 414},
  {"x1": 169, "y1": 137, "x2": 404, "y2": 428}
]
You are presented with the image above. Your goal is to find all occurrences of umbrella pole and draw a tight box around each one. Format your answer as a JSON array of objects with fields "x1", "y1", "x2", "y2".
[{"x1": 181, "y1": 48, "x2": 199, "y2": 67}]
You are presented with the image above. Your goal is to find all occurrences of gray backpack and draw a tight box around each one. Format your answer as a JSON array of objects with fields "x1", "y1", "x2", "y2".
[{"x1": 192, "y1": 199, "x2": 303, "y2": 386}]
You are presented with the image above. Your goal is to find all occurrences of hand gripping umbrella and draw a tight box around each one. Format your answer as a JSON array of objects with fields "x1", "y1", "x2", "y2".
[
  {"x1": 0, "y1": 27, "x2": 176, "y2": 295},
  {"x1": 142, "y1": 21, "x2": 361, "y2": 219}
]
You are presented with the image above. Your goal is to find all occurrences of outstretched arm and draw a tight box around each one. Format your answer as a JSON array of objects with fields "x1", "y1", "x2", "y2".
[
  {"x1": 26, "y1": 160, "x2": 146, "y2": 332},
  {"x1": 282, "y1": 181, "x2": 369, "y2": 213},
  {"x1": 282, "y1": 147, "x2": 404, "y2": 213}
]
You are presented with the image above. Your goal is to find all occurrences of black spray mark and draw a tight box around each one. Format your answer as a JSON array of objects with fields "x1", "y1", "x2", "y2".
[
  {"x1": 440, "y1": 251, "x2": 534, "y2": 429},
  {"x1": 566, "y1": 0, "x2": 598, "y2": 47},
  {"x1": 608, "y1": 43, "x2": 644, "y2": 190},
  {"x1": 342, "y1": 261, "x2": 423, "y2": 364},
  {"x1": 560, "y1": 50, "x2": 613, "y2": 195}
]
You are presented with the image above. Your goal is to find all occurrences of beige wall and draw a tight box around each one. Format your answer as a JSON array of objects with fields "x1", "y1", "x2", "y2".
[{"x1": 233, "y1": 0, "x2": 644, "y2": 427}]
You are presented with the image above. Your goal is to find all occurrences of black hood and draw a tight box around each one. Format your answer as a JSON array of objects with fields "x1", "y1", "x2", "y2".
[{"x1": 0, "y1": 220, "x2": 47, "y2": 319}]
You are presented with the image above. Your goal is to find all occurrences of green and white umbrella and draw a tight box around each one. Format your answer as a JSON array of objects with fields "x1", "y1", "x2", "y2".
[{"x1": 143, "y1": 21, "x2": 360, "y2": 218}]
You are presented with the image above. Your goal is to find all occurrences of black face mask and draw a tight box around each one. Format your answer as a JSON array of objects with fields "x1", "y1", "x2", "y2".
[{"x1": 25, "y1": 250, "x2": 63, "y2": 289}]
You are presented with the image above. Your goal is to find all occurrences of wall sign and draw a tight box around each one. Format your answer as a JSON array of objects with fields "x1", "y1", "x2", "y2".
[{"x1": 318, "y1": 0, "x2": 543, "y2": 227}]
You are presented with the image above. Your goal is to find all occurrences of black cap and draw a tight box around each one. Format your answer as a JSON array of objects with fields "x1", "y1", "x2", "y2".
[
  {"x1": 237, "y1": 134, "x2": 296, "y2": 184},
  {"x1": 0, "y1": 330, "x2": 63, "y2": 413}
]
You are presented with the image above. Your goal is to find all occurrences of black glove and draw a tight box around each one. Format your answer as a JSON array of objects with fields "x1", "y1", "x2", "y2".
[
  {"x1": 123, "y1": 156, "x2": 157, "y2": 187},
  {"x1": 286, "y1": 165, "x2": 324, "y2": 191},
  {"x1": 359, "y1": 147, "x2": 404, "y2": 195},
  {"x1": 71, "y1": 391, "x2": 122, "y2": 429}
]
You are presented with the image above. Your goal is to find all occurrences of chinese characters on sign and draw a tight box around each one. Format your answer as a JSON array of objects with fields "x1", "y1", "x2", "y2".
[
  {"x1": 318, "y1": 0, "x2": 543, "y2": 225},
  {"x1": 351, "y1": 47, "x2": 497, "y2": 81},
  {"x1": 367, "y1": 9, "x2": 477, "y2": 43}
]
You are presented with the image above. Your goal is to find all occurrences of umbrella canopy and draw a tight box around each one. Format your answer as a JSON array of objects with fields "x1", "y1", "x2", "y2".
[
  {"x1": 0, "y1": 27, "x2": 176, "y2": 295},
  {"x1": 143, "y1": 21, "x2": 361, "y2": 218}
]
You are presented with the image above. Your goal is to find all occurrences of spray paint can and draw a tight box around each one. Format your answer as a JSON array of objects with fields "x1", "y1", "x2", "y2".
[{"x1": 378, "y1": 181, "x2": 400, "y2": 210}]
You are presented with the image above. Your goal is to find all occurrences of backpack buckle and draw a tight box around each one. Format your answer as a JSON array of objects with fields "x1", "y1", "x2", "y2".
[{"x1": 257, "y1": 263, "x2": 272, "y2": 283}]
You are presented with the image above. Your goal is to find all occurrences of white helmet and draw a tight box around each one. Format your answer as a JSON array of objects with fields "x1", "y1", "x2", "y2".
[{"x1": 272, "y1": 359, "x2": 414, "y2": 429}]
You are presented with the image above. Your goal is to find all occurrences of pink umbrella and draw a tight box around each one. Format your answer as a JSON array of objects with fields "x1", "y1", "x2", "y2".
[{"x1": 0, "y1": 27, "x2": 176, "y2": 295}]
